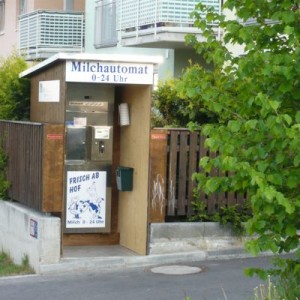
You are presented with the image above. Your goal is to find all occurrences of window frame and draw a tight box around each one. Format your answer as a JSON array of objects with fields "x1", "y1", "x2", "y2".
[
  {"x1": 94, "y1": 0, "x2": 118, "y2": 48},
  {"x1": 0, "y1": 0, "x2": 5, "y2": 34},
  {"x1": 64, "y1": 0, "x2": 74, "y2": 11},
  {"x1": 18, "y1": 0, "x2": 27, "y2": 16}
]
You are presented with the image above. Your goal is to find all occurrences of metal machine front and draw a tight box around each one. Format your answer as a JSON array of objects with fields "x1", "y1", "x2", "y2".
[{"x1": 64, "y1": 84, "x2": 114, "y2": 233}]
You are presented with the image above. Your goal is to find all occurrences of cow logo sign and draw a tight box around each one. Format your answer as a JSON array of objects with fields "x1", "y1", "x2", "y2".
[{"x1": 66, "y1": 171, "x2": 106, "y2": 228}]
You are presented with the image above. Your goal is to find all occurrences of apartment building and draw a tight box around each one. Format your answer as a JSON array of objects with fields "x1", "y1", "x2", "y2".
[
  {"x1": 85, "y1": 0, "x2": 223, "y2": 79},
  {"x1": 0, "y1": 0, "x2": 237, "y2": 80},
  {"x1": 0, "y1": 0, "x2": 85, "y2": 59},
  {"x1": 0, "y1": 0, "x2": 224, "y2": 79}
]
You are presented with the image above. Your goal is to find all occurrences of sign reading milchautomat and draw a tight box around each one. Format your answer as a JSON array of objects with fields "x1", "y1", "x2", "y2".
[{"x1": 65, "y1": 61, "x2": 154, "y2": 84}]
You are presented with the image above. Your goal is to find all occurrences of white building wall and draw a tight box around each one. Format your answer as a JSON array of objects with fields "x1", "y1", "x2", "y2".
[{"x1": 0, "y1": 0, "x2": 19, "y2": 57}]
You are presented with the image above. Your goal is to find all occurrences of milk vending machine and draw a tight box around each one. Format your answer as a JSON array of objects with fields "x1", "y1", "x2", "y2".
[{"x1": 64, "y1": 84, "x2": 114, "y2": 233}]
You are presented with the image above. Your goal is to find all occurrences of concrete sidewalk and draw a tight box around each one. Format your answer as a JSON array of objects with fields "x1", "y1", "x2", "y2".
[{"x1": 39, "y1": 245, "x2": 262, "y2": 275}]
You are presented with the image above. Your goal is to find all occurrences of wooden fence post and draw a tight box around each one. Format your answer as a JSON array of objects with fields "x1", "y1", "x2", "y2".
[{"x1": 149, "y1": 129, "x2": 168, "y2": 223}]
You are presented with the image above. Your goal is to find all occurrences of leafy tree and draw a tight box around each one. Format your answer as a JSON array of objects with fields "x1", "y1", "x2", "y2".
[
  {"x1": 176, "y1": 0, "x2": 300, "y2": 288},
  {"x1": 0, "y1": 53, "x2": 30, "y2": 120}
]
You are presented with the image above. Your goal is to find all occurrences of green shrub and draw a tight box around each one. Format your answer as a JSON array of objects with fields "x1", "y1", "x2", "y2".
[
  {"x1": 271, "y1": 258, "x2": 300, "y2": 300},
  {"x1": 253, "y1": 276, "x2": 280, "y2": 300},
  {"x1": 0, "y1": 140, "x2": 9, "y2": 198},
  {"x1": 215, "y1": 203, "x2": 251, "y2": 237},
  {"x1": 0, "y1": 53, "x2": 30, "y2": 120},
  {"x1": 189, "y1": 199, "x2": 252, "y2": 236},
  {"x1": 0, "y1": 252, "x2": 34, "y2": 276},
  {"x1": 246, "y1": 258, "x2": 300, "y2": 300}
]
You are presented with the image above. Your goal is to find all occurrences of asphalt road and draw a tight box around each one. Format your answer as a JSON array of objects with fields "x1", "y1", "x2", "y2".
[{"x1": 0, "y1": 255, "x2": 276, "y2": 300}]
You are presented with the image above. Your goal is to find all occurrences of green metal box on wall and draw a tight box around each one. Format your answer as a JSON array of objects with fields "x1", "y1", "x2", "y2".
[{"x1": 116, "y1": 166, "x2": 133, "y2": 191}]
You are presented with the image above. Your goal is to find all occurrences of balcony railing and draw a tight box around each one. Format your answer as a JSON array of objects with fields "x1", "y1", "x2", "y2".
[
  {"x1": 19, "y1": 10, "x2": 85, "y2": 60},
  {"x1": 116, "y1": 0, "x2": 221, "y2": 47}
]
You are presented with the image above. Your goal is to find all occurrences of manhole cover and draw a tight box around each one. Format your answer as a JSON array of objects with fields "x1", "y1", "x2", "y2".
[{"x1": 150, "y1": 265, "x2": 202, "y2": 275}]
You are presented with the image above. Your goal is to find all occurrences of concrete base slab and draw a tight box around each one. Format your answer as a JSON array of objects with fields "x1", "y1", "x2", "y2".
[{"x1": 149, "y1": 223, "x2": 247, "y2": 254}]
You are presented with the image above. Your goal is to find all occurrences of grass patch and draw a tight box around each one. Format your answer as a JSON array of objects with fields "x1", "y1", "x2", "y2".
[{"x1": 0, "y1": 251, "x2": 34, "y2": 276}]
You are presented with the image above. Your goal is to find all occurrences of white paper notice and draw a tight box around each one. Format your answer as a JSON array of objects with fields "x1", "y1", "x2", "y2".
[
  {"x1": 39, "y1": 80, "x2": 60, "y2": 102},
  {"x1": 74, "y1": 117, "x2": 87, "y2": 126},
  {"x1": 94, "y1": 126, "x2": 110, "y2": 139}
]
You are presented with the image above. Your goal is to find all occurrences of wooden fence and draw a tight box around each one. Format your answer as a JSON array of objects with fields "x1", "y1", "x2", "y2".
[
  {"x1": 0, "y1": 122, "x2": 245, "y2": 220},
  {"x1": 0, "y1": 120, "x2": 64, "y2": 212},
  {"x1": 149, "y1": 128, "x2": 247, "y2": 223}
]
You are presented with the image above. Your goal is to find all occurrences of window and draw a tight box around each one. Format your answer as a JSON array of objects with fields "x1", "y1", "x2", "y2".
[
  {"x1": 94, "y1": 0, "x2": 117, "y2": 48},
  {"x1": 64, "y1": 0, "x2": 74, "y2": 11},
  {"x1": 19, "y1": 0, "x2": 27, "y2": 15},
  {"x1": 0, "y1": 0, "x2": 5, "y2": 33}
]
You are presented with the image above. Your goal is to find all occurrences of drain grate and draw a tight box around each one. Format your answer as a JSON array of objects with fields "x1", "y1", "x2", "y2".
[{"x1": 150, "y1": 265, "x2": 202, "y2": 275}]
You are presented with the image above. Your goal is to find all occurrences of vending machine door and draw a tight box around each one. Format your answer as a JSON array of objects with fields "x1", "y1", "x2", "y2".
[{"x1": 65, "y1": 126, "x2": 86, "y2": 160}]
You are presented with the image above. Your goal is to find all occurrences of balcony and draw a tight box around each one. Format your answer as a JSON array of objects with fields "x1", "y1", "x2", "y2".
[
  {"x1": 19, "y1": 10, "x2": 85, "y2": 60},
  {"x1": 116, "y1": 0, "x2": 221, "y2": 48}
]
